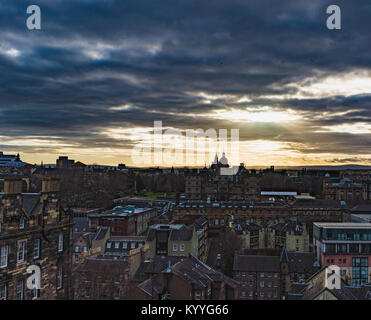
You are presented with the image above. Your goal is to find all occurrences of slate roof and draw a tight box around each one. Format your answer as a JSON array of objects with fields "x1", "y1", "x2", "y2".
[
  {"x1": 22, "y1": 195, "x2": 41, "y2": 217},
  {"x1": 134, "y1": 256, "x2": 185, "y2": 281},
  {"x1": 233, "y1": 254, "x2": 281, "y2": 273},
  {"x1": 170, "y1": 255, "x2": 239, "y2": 289},
  {"x1": 78, "y1": 257, "x2": 128, "y2": 274},
  {"x1": 292, "y1": 199, "x2": 345, "y2": 208},
  {"x1": 94, "y1": 226, "x2": 109, "y2": 241},
  {"x1": 146, "y1": 224, "x2": 195, "y2": 242}
]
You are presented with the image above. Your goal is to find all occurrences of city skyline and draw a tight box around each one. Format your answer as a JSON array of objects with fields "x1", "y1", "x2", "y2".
[{"x1": 0, "y1": 1, "x2": 370, "y2": 166}]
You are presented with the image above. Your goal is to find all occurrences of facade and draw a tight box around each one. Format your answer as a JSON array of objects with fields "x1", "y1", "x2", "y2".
[
  {"x1": 146, "y1": 224, "x2": 199, "y2": 259},
  {"x1": 313, "y1": 222, "x2": 371, "y2": 286},
  {"x1": 171, "y1": 215, "x2": 209, "y2": 262},
  {"x1": 267, "y1": 221, "x2": 310, "y2": 252},
  {"x1": 323, "y1": 177, "x2": 369, "y2": 201},
  {"x1": 72, "y1": 217, "x2": 95, "y2": 265},
  {"x1": 73, "y1": 245, "x2": 149, "y2": 300},
  {"x1": 233, "y1": 220, "x2": 265, "y2": 249},
  {"x1": 185, "y1": 157, "x2": 260, "y2": 201},
  {"x1": 233, "y1": 248, "x2": 319, "y2": 300},
  {"x1": 174, "y1": 200, "x2": 290, "y2": 236},
  {"x1": 0, "y1": 178, "x2": 73, "y2": 300}
]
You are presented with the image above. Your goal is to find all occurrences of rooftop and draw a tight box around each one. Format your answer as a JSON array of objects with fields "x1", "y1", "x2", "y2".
[{"x1": 313, "y1": 222, "x2": 371, "y2": 229}]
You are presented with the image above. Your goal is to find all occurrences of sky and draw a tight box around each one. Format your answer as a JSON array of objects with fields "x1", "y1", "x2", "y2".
[{"x1": 0, "y1": 0, "x2": 370, "y2": 167}]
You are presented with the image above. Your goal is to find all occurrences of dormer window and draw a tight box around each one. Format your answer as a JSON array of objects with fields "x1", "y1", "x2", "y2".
[{"x1": 20, "y1": 219, "x2": 25, "y2": 229}]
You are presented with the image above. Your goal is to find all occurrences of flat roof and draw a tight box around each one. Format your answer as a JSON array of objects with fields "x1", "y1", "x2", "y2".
[
  {"x1": 261, "y1": 191, "x2": 297, "y2": 196},
  {"x1": 313, "y1": 222, "x2": 371, "y2": 229}
]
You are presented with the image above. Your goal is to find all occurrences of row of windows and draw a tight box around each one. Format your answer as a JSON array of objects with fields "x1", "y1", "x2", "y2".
[
  {"x1": 241, "y1": 290, "x2": 278, "y2": 298},
  {"x1": 172, "y1": 244, "x2": 185, "y2": 252},
  {"x1": 106, "y1": 241, "x2": 143, "y2": 250},
  {"x1": 0, "y1": 233, "x2": 64, "y2": 268},
  {"x1": 239, "y1": 272, "x2": 279, "y2": 278}
]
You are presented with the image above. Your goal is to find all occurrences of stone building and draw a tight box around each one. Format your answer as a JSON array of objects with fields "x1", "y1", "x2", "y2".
[
  {"x1": 145, "y1": 224, "x2": 199, "y2": 259},
  {"x1": 185, "y1": 159, "x2": 260, "y2": 201},
  {"x1": 0, "y1": 178, "x2": 73, "y2": 300},
  {"x1": 73, "y1": 245, "x2": 149, "y2": 300}
]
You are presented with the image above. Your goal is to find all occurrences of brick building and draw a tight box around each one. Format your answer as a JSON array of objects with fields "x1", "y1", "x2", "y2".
[
  {"x1": 0, "y1": 178, "x2": 73, "y2": 300},
  {"x1": 233, "y1": 248, "x2": 319, "y2": 300},
  {"x1": 88, "y1": 205, "x2": 157, "y2": 236}
]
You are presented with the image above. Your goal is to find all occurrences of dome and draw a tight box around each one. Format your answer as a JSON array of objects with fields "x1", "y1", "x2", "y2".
[{"x1": 220, "y1": 152, "x2": 228, "y2": 165}]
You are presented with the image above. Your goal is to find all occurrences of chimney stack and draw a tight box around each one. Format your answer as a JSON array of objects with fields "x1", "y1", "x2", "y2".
[
  {"x1": 42, "y1": 178, "x2": 60, "y2": 193},
  {"x1": 4, "y1": 178, "x2": 23, "y2": 195}
]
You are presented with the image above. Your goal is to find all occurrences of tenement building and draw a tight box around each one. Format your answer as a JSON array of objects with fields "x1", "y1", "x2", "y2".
[{"x1": 0, "y1": 178, "x2": 73, "y2": 300}]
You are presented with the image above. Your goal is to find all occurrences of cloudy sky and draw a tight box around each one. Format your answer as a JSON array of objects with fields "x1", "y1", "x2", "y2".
[{"x1": 0, "y1": 0, "x2": 370, "y2": 166}]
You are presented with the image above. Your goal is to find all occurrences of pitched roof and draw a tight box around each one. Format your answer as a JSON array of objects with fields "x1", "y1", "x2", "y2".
[
  {"x1": 233, "y1": 254, "x2": 281, "y2": 272},
  {"x1": 170, "y1": 255, "x2": 238, "y2": 289},
  {"x1": 78, "y1": 257, "x2": 128, "y2": 274}
]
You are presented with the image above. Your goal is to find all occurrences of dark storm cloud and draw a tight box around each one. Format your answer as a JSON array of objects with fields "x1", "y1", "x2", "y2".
[{"x1": 0, "y1": 0, "x2": 370, "y2": 161}]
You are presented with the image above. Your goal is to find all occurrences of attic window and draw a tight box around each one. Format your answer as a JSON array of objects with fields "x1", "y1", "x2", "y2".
[{"x1": 19, "y1": 219, "x2": 25, "y2": 229}]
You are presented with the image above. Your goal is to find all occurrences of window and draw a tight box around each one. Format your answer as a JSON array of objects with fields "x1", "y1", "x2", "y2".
[
  {"x1": 131, "y1": 242, "x2": 136, "y2": 249},
  {"x1": 75, "y1": 246, "x2": 79, "y2": 253},
  {"x1": 173, "y1": 244, "x2": 178, "y2": 251},
  {"x1": 0, "y1": 284, "x2": 6, "y2": 300},
  {"x1": 57, "y1": 266, "x2": 63, "y2": 289},
  {"x1": 114, "y1": 287, "x2": 120, "y2": 299},
  {"x1": 18, "y1": 240, "x2": 26, "y2": 263},
  {"x1": 0, "y1": 245, "x2": 8, "y2": 268},
  {"x1": 194, "y1": 291, "x2": 202, "y2": 300},
  {"x1": 58, "y1": 233, "x2": 64, "y2": 252},
  {"x1": 180, "y1": 244, "x2": 185, "y2": 252},
  {"x1": 107, "y1": 242, "x2": 112, "y2": 249},
  {"x1": 34, "y1": 239, "x2": 40, "y2": 259},
  {"x1": 75, "y1": 254, "x2": 79, "y2": 263},
  {"x1": 123, "y1": 242, "x2": 128, "y2": 249},
  {"x1": 16, "y1": 279, "x2": 24, "y2": 300},
  {"x1": 115, "y1": 242, "x2": 120, "y2": 249},
  {"x1": 85, "y1": 286, "x2": 91, "y2": 297},
  {"x1": 260, "y1": 281, "x2": 264, "y2": 287},
  {"x1": 20, "y1": 219, "x2": 25, "y2": 229},
  {"x1": 83, "y1": 247, "x2": 87, "y2": 253}
]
